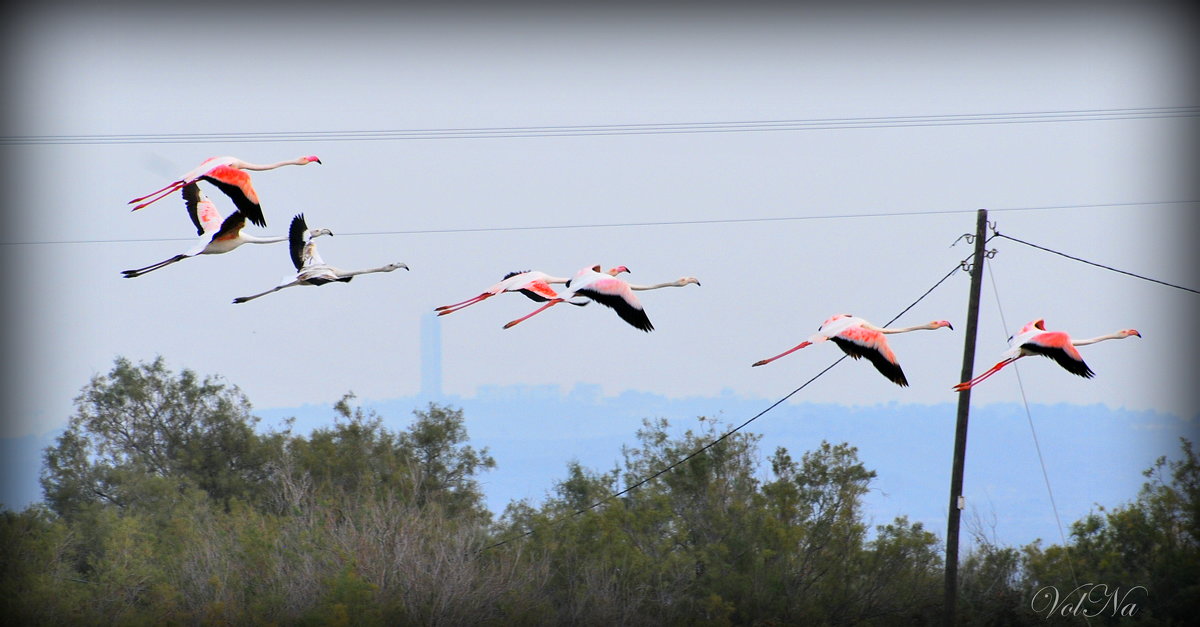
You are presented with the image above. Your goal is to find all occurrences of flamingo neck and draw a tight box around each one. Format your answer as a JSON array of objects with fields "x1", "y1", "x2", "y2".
[
  {"x1": 878, "y1": 322, "x2": 940, "y2": 334},
  {"x1": 628, "y1": 280, "x2": 687, "y2": 291},
  {"x1": 238, "y1": 158, "x2": 309, "y2": 171},
  {"x1": 242, "y1": 234, "x2": 288, "y2": 244},
  {"x1": 1072, "y1": 333, "x2": 1129, "y2": 347}
]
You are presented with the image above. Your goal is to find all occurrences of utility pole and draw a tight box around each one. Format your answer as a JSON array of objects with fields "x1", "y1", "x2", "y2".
[{"x1": 944, "y1": 208, "x2": 988, "y2": 626}]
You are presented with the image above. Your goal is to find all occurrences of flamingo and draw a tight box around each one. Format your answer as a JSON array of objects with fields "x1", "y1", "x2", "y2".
[
  {"x1": 129, "y1": 155, "x2": 322, "y2": 228},
  {"x1": 751, "y1": 314, "x2": 953, "y2": 387},
  {"x1": 435, "y1": 267, "x2": 628, "y2": 316},
  {"x1": 232, "y1": 213, "x2": 407, "y2": 304},
  {"x1": 122, "y1": 183, "x2": 294, "y2": 278},
  {"x1": 502, "y1": 265, "x2": 700, "y2": 332},
  {"x1": 952, "y1": 319, "x2": 1140, "y2": 391}
]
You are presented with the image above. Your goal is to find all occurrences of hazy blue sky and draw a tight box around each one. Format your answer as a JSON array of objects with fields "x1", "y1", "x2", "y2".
[{"x1": 3, "y1": 4, "x2": 1197, "y2": 533}]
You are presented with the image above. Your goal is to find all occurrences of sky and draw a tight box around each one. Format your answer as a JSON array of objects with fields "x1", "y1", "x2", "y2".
[{"x1": 2, "y1": 3, "x2": 1198, "y2": 534}]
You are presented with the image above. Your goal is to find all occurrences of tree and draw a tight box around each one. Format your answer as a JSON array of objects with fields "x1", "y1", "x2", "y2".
[
  {"x1": 1022, "y1": 438, "x2": 1199, "y2": 624},
  {"x1": 275, "y1": 396, "x2": 495, "y2": 520},
  {"x1": 41, "y1": 356, "x2": 280, "y2": 518},
  {"x1": 497, "y1": 417, "x2": 944, "y2": 625}
]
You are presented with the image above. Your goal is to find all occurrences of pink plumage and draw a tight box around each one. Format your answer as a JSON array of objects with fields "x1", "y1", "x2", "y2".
[
  {"x1": 953, "y1": 318, "x2": 1141, "y2": 391},
  {"x1": 129, "y1": 155, "x2": 321, "y2": 228},
  {"x1": 752, "y1": 314, "x2": 953, "y2": 387}
]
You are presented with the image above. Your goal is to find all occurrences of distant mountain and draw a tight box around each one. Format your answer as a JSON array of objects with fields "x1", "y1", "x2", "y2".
[
  {"x1": 256, "y1": 385, "x2": 1194, "y2": 549},
  {"x1": 6, "y1": 384, "x2": 1192, "y2": 551}
]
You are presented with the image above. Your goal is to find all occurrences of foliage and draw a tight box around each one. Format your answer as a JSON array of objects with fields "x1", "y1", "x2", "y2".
[
  {"x1": 496, "y1": 417, "x2": 944, "y2": 624},
  {"x1": 1019, "y1": 438, "x2": 1199, "y2": 625},
  {"x1": 41, "y1": 356, "x2": 280, "y2": 519},
  {"x1": 5, "y1": 357, "x2": 1197, "y2": 623}
]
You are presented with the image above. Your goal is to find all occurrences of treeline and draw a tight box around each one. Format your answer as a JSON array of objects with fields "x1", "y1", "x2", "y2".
[{"x1": 1, "y1": 357, "x2": 1195, "y2": 624}]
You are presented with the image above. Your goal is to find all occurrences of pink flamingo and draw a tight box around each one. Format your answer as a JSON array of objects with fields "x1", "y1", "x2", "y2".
[
  {"x1": 752, "y1": 314, "x2": 953, "y2": 387},
  {"x1": 953, "y1": 319, "x2": 1140, "y2": 391},
  {"x1": 502, "y1": 265, "x2": 700, "y2": 332},
  {"x1": 122, "y1": 183, "x2": 292, "y2": 278},
  {"x1": 129, "y1": 155, "x2": 321, "y2": 228},
  {"x1": 435, "y1": 267, "x2": 627, "y2": 316}
]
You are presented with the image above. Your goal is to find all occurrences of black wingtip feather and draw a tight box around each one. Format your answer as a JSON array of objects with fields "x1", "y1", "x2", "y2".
[
  {"x1": 201, "y1": 175, "x2": 267, "y2": 228},
  {"x1": 576, "y1": 288, "x2": 654, "y2": 332},
  {"x1": 288, "y1": 214, "x2": 308, "y2": 271},
  {"x1": 831, "y1": 337, "x2": 909, "y2": 386}
]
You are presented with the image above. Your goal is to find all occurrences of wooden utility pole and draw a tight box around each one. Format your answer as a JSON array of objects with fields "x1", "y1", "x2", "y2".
[{"x1": 943, "y1": 208, "x2": 988, "y2": 626}]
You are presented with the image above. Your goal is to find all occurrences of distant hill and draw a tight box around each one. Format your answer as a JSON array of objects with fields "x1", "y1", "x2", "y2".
[
  {"x1": 5, "y1": 384, "x2": 1191, "y2": 549},
  {"x1": 255, "y1": 384, "x2": 1194, "y2": 549}
]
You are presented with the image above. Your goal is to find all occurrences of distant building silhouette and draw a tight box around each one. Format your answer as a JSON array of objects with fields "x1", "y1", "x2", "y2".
[{"x1": 420, "y1": 313, "x2": 443, "y2": 399}]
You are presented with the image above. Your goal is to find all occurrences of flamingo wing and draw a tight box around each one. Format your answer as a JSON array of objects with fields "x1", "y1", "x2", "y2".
[
  {"x1": 182, "y1": 183, "x2": 223, "y2": 236},
  {"x1": 1021, "y1": 332, "x2": 1094, "y2": 378},
  {"x1": 830, "y1": 325, "x2": 908, "y2": 386},
  {"x1": 575, "y1": 278, "x2": 653, "y2": 332},
  {"x1": 200, "y1": 165, "x2": 266, "y2": 228},
  {"x1": 210, "y1": 211, "x2": 247, "y2": 243},
  {"x1": 288, "y1": 214, "x2": 309, "y2": 271},
  {"x1": 518, "y1": 280, "x2": 560, "y2": 302}
]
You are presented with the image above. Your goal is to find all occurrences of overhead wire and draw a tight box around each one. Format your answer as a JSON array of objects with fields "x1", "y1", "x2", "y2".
[
  {"x1": 993, "y1": 231, "x2": 1199, "y2": 294},
  {"x1": 3, "y1": 106, "x2": 1196, "y2": 146},
  {"x1": 480, "y1": 247, "x2": 973, "y2": 553},
  {"x1": 2, "y1": 200, "x2": 1194, "y2": 247},
  {"x1": 983, "y1": 259, "x2": 1089, "y2": 625}
]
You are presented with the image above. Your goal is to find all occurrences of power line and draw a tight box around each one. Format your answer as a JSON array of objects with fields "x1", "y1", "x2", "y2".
[
  {"x1": 481, "y1": 253, "x2": 969, "y2": 553},
  {"x1": 994, "y1": 231, "x2": 1200, "y2": 294},
  {"x1": 984, "y1": 261, "x2": 1089, "y2": 626},
  {"x1": 3, "y1": 200, "x2": 1194, "y2": 247},
  {"x1": 3, "y1": 106, "x2": 1196, "y2": 146}
]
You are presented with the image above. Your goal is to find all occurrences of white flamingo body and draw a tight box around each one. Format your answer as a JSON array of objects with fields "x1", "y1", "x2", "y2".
[
  {"x1": 752, "y1": 313, "x2": 953, "y2": 387},
  {"x1": 232, "y1": 213, "x2": 407, "y2": 304},
  {"x1": 122, "y1": 183, "x2": 289, "y2": 278},
  {"x1": 503, "y1": 265, "x2": 700, "y2": 332},
  {"x1": 129, "y1": 155, "x2": 322, "y2": 228},
  {"x1": 953, "y1": 319, "x2": 1140, "y2": 391}
]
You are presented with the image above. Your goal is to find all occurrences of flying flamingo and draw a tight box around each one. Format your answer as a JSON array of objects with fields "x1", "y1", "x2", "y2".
[
  {"x1": 232, "y1": 213, "x2": 407, "y2": 304},
  {"x1": 122, "y1": 183, "x2": 294, "y2": 278},
  {"x1": 952, "y1": 319, "x2": 1140, "y2": 391},
  {"x1": 502, "y1": 265, "x2": 700, "y2": 332},
  {"x1": 751, "y1": 314, "x2": 953, "y2": 387},
  {"x1": 129, "y1": 155, "x2": 322, "y2": 228},
  {"x1": 435, "y1": 267, "x2": 628, "y2": 316}
]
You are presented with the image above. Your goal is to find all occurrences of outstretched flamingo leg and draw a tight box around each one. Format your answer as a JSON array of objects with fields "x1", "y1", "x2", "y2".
[
  {"x1": 129, "y1": 180, "x2": 187, "y2": 211},
  {"x1": 751, "y1": 341, "x2": 813, "y2": 367},
  {"x1": 435, "y1": 293, "x2": 492, "y2": 315},
  {"x1": 122, "y1": 254, "x2": 187, "y2": 278},
  {"x1": 503, "y1": 299, "x2": 564, "y2": 329},
  {"x1": 952, "y1": 358, "x2": 1016, "y2": 391}
]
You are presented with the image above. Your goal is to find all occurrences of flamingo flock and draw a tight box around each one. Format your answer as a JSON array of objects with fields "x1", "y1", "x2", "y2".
[{"x1": 123, "y1": 153, "x2": 1141, "y2": 392}]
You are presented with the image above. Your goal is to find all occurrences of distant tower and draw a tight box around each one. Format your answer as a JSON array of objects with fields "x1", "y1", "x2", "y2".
[{"x1": 420, "y1": 312, "x2": 443, "y2": 399}]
